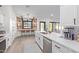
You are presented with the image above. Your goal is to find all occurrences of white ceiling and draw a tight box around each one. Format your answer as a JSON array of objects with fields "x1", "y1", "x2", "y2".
[{"x1": 12, "y1": 5, "x2": 60, "y2": 19}]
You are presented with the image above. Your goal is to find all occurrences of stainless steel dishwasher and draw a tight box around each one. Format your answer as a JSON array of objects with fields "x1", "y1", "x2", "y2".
[{"x1": 43, "y1": 36, "x2": 52, "y2": 53}]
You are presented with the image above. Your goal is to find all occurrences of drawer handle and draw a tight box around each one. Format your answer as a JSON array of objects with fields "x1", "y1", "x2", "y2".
[{"x1": 55, "y1": 45, "x2": 60, "y2": 49}]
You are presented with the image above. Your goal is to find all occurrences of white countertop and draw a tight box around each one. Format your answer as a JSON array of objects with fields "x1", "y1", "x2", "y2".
[{"x1": 38, "y1": 31, "x2": 79, "y2": 52}]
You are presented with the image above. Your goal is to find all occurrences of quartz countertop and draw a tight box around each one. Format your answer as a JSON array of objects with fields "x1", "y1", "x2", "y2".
[{"x1": 37, "y1": 31, "x2": 79, "y2": 52}]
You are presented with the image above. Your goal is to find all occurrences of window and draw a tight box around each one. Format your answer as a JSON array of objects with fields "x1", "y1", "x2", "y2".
[
  {"x1": 49, "y1": 22, "x2": 53, "y2": 32},
  {"x1": 40, "y1": 22, "x2": 46, "y2": 32},
  {"x1": 23, "y1": 18, "x2": 32, "y2": 29},
  {"x1": 55, "y1": 22, "x2": 60, "y2": 32},
  {"x1": 49, "y1": 22, "x2": 60, "y2": 32},
  {"x1": 56, "y1": 23, "x2": 59, "y2": 30},
  {"x1": 23, "y1": 21, "x2": 32, "y2": 29}
]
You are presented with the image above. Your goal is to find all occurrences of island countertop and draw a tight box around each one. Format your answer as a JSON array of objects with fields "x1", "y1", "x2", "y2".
[{"x1": 37, "y1": 31, "x2": 79, "y2": 52}]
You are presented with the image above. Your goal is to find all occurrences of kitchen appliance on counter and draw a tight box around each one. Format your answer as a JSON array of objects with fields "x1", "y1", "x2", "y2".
[
  {"x1": 64, "y1": 26, "x2": 79, "y2": 41},
  {"x1": 64, "y1": 26, "x2": 74, "y2": 40}
]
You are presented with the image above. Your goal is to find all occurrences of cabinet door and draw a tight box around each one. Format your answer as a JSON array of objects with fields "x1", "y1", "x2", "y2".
[
  {"x1": 40, "y1": 35, "x2": 43, "y2": 49},
  {"x1": 59, "y1": 46, "x2": 74, "y2": 53},
  {"x1": 35, "y1": 32, "x2": 41, "y2": 46},
  {"x1": 35, "y1": 32, "x2": 43, "y2": 50},
  {"x1": 76, "y1": 6, "x2": 79, "y2": 25},
  {"x1": 35, "y1": 32, "x2": 39, "y2": 40},
  {"x1": 60, "y1": 6, "x2": 76, "y2": 26},
  {"x1": 35, "y1": 32, "x2": 38, "y2": 42},
  {"x1": 52, "y1": 41, "x2": 61, "y2": 53},
  {"x1": 52, "y1": 40, "x2": 74, "y2": 53}
]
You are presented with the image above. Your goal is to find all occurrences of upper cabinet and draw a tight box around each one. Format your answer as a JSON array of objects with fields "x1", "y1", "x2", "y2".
[
  {"x1": 60, "y1": 5, "x2": 77, "y2": 26},
  {"x1": 76, "y1": 6, "x2": 79, "y2": 25}
]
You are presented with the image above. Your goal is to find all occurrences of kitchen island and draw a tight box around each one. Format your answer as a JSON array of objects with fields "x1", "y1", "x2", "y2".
[{"x1": 35, "y1": 31, "x2": 79, "y2": 53}]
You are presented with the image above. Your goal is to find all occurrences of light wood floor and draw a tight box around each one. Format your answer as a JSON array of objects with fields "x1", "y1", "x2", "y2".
[{"x1": 6, "y1": 35, "x2": 42, "y2": 53}]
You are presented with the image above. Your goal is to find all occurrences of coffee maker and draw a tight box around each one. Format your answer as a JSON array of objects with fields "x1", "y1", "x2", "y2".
[{"x1": 64, "y1": 26, "x2": 74, "y2": 40}]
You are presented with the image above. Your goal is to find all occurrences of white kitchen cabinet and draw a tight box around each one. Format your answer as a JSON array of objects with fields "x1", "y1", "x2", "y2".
[
  {"x1": 76, "y1": 6, "x2": 79, "y2": 25},
  {"x1": 52, "y1": 40, "x2": 74, "y2": 53},
  {"x1": 35, "y1": 31, "x2": 43, "y2": 50},
  {"x1": 60, "y1": 6, "x2": 77, "y2": 26},
  {"x1": 52, "y1": 41, "x2": 61, "y2": 53},
  {"x1": 35, "y1": 32, "x2": 40, "y2": 48},
  {"x1": 5, "y1": 36, "x2": 9, "y2": 49},
  {"x1": 35, "y1": 31, "x2": 75, "y2": 53},
  {"x1": 39, "y1": 34, "x2": 43, "y2": 49}
]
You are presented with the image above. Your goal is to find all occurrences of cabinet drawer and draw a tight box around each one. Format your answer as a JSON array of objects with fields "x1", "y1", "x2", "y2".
[
  {"x1": 52, "y1": 41, "x2": 61, "y2": 53},
  {"x1": 58, "y1": 44, "x2": 74, "y2": 53},
  {"x1": 52, "y1": 41, "x2": 74, "y2": 53}
]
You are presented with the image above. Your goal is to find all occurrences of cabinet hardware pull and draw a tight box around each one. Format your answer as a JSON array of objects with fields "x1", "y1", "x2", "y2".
[{"x1": 55, "y1": 45, "x2": 60, "y2": 49}]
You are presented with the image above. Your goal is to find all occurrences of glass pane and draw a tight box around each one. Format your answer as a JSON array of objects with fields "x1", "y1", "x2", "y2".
[
  {"x1": 56, "y1": 23, "x2": 59, "y2": 30},
  {"x1": 40, "y1": 22, "x2": 45, "y2": 31},
  {"x1": 24, "y1": 21, "x2": 32, "y2": 28},
  {"x1": 49, "y1": 23, "x2": 53, "y2": 32}
]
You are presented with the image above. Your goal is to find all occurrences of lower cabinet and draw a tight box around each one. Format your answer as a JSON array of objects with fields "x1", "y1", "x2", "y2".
[
  {"x1": 52, "y1": 43, "x2": 61, "y2": 53},
  {"x1": 39, "y1": 34, "x2": 43, "y2": 49},
  {"x1": 35, "y1": 32, "x2": 43, "y2": 50},
  {"x1": 35, "y1": 32, "x2": 74, "y2": 53},
  {"x1": 52, "y1": 41, "x2": 74, "y2": 53}
]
